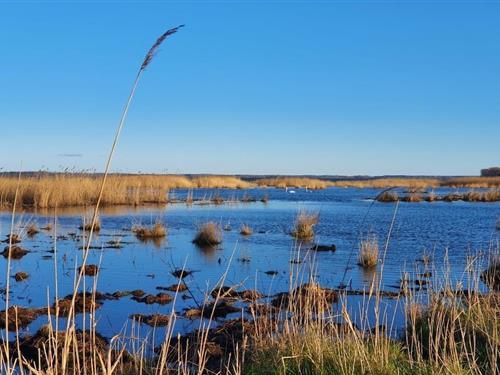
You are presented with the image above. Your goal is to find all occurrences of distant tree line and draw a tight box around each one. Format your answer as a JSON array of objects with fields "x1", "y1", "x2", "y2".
[{"x1": 481, "y1": 167, "x2": 500, "y2": 177}]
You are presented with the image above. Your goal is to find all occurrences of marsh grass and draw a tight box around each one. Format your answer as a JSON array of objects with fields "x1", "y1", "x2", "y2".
[
  {"x1": 377, "y1": 191, "x2": 399, "y2": 202},
  {"x1": 79, "y1": 214, "x2": 101, "y2": 232},
  {"x1": 358, "y1": 236, "x2": 379, "y2": 268},
  {"x1": 133, "y1": 221, "x2": 167, "y2": 239},
  {"x1": 193, "y1": 222, "x2": 222, "y2": 247},
  {"x1": 291, "y1": 211, "x2": 319, "y2": 240},
  {"x1": 240, "y1": 224, "x2": 252, "y2": 236},
  {"x1": 0, "y1": 174, "x2": 251, "y2": 208}
]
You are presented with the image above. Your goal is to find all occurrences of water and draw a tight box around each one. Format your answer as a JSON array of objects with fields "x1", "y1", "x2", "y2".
[{"x1": 1, "y1": 187, "x2": 498, "y2": 342}]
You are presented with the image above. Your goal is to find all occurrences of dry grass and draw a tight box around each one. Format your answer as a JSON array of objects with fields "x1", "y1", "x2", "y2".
[
  {"x1": 358, "y1": 236, "x2": 379, "y2": 268},
  {"x1": 240, "y1": 224, "x2": 253, "y2": 236},
  {"x1": 193, "y1": 221, "x2": 222, "y2": 246},
  {"x1": 0, "y1": 174, "x2": 252, "y2": 208},
  {"x1": 256, "y1": 177, "x2": 330, "y2": 189},
  {"x1": 1, "y1": 175, "x2": 499, "y2": 208},
  {"x1": 133, "y1": 221, "x2": 167, "y2": 239},
  {"x1": 377, "y1": 191, "x2": 399, "y2": 202},
  {"x1": 291, "y1": 211, "x2": 319, "y2": 240},
  {"x1": 79, "y1": 214, "x2": 101, "y2": 232}
]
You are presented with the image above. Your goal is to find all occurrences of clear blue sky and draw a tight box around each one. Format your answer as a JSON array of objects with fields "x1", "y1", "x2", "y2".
[{"x1": 1, "y1": 1, "x2": 499, "y2": 176}]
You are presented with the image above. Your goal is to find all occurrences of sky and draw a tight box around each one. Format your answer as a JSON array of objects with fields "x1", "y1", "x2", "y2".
[{"x1": 0, "y1": 1, "x2": 499, "y2": 176}]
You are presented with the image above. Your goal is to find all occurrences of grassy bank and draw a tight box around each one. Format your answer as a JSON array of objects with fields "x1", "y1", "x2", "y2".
[
  {"x1": 1, "y1": 174, "x2": 499, "y2": 208},
  {"x1": 0, "y1": 174, "x2": 252, "y2": 208}
]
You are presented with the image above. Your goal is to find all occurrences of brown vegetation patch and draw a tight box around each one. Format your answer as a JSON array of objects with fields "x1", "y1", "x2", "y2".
[
  {"x1": 78, "y1": 264, "x2": 99, "y2": 276},
  {"x1": 358, "y1": 236, "x2": 379, "y2": 268},
  {"x1": 291, "y1": 211, "x2": 319, "y2": 240},
  {"x1": 133, "y1": 222, "x2": 167, "y2": 239},
  {"x1": 55, "y1": 292, "x2": 106, "y2": 316},
  {"x1": 377, "y1": 191, "x2": 399, "y2": 202},
  {"x1": 240, "y1": 224, "x2": 252, "y2": 236},
  {"x1": 157, "y1": 283, "x2": 188, "y2": 292},
  {"x1": 193, "y1": 222, "x2": 222, "y2": 247},
  {"x1": 130, "y1": 313, "x2": 170, "y2": 327},
  {"x1": 0, "y1": 306, "x2": 46, "y2": 330},
  {"x1": 14, "y1": 271, "x2": 29, "y2": 281},
  {"x1": 211, "y1": 286, "x2": 264, "y2": 301},
  {"x1": 3, "y1": 233, "x2": 22, "y2": 244},
  {"x1": 26, "y1": 224, "x2": 39, "y2": 237},
  {"x1": 132, "y1": 292, "x2": 173, "y2": 305},
  {"x1": 184, "y1": 301, "x2": 240, "y2": 320},
  {"x1": 1, "y1": 245, "x2": 29, "y2": 259}
]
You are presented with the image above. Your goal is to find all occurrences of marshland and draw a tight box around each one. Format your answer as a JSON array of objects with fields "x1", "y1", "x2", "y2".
[
  {"x1": 1, "y1": 184, "x2": 499, "y2": 374},
  {"x1": 2, "y1": 2, "x2": 500, "y2": 374}
]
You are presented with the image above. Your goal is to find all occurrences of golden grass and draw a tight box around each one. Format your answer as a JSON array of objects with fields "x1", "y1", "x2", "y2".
[
  {"x1": 256, "y1": 177, "x2": 330, "y2": 189},
  {"x1": 358, "y1": 236, "x2": 379, "y2": 268},
  {"x1": 0, "y1": 175, "x2": 499, "y2": 208},
  {"x1": 193, "y1": 221, "x2": 222, "y2": 246},
  {"x1": 133, "y1": 221, "x2": 167, "y2": 239},
  {"x1": 240, "y1": 224, "x2": 253, "y2": 236},
  {"x1": 291, "y1": 210, "x2": 319, "y2": 240},
  {"x1": 0, "y1": 174, "x2": 252, "y2": 208}
]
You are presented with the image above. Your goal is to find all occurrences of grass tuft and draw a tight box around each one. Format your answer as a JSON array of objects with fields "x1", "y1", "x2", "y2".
[
  {"x1": 358, "y1": 235, "x2": 379, "y2": 268},
  {"x1": 291, "y1": 211, "x2": 319, "y2": 240},
  {"x1": 193, "y1": 222, "x2": 222, "y2": 246}
]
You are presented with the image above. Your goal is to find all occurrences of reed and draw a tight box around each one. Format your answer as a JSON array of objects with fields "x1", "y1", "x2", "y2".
[
  {"x1": 0, "y1": 174, "x2": 253, "y2": 208},
  {"x1": 193, "y1": 222, "x2": 222, "y2": 246},
  {"x1": 133, "y1": 221, "x2": 167, "y2": 239},
  {"x1": 291, "y1": 210, "x2": 319, "y2": 240},
  {"x1": 240, "y1": 224, "x2": 253, "y2": 236},
  {"x1": 358, "y1": 235, "x2": 379, "y2": 268},
  {"x1": 256, "y1": 177, "x2": 330, "y2": 189},
  {"x1": 377, "y1": 191, "x2": 399, "y2": 202}
]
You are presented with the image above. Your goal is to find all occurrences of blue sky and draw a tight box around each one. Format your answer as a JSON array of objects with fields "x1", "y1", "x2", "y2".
[{"x1": 0, "y1": 1, "x2": 499, "y2": 176}]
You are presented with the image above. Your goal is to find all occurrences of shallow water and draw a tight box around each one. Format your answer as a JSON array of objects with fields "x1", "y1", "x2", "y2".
[{"x1": 0, "y1": 187, "x2": 498, "y2": 343}]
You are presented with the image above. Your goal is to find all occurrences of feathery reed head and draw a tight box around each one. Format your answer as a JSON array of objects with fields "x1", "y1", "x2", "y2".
[{"x1": 141, "y1": 24, "x2": 184, "y2": 70}]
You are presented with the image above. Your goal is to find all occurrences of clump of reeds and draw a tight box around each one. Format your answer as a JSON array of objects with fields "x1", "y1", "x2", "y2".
[
  {"x1": 256, "y1": 177, "x2": 330, "y2": 189},
  {"x1": 240, "y1": 224, "x2": 252, "y2": 236},
  {"x1": 358, "y1": 235, "x2": 379, "y2": 268},
  {"x1": 26, "y1": 223, "x2": 39, "y2": 236},
  {"x1": 133, "y1": 221, "x2": 167, "y2": 239},
  {"x1": 401, "y1": 193, "x2": 422, "y2": 202},
  {"x1": 291, "y1": 211, "x2": 319, "y2": 240},
  {"x1": 192, "y1": 222, "x2": 222, "y2": 246},
  {"x1": 211, "y1": 192, "x2": 224, "y2": 205},
  {"x1": 79, "y1": 214, "x2": 101, "y2": 232},
  {"x1": 260, "y1": 193, "x2": 269, "y2": 203},
  {"x1": 424, "y1": 191, "x2": 437, "y2": 202},
  {"x1": 377, "y1": 191, "x2": 399, "y2": 202}
]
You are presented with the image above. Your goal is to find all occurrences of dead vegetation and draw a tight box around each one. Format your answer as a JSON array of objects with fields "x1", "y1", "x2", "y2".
[
  {"x1": 240, "y1": 224, "x2": 252, "y2": 236},
  {"x1": 358, "y1": 236, "x2": 379, "y2": 268},
  {"x1": 133, "y1": 221, "x2": 167, "y2": 239},
  {"x1": 291, "y1": 211, "x2": 319, "y2": 240},
  {"x1": 193, "y1": 222, "x2": 222, "y2": 247}
]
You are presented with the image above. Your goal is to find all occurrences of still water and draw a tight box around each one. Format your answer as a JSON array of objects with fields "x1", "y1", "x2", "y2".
[{"x1": 1, "y1": 187, "x2": 498, "y2": 341}]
